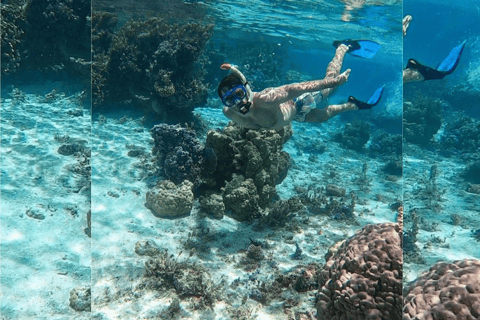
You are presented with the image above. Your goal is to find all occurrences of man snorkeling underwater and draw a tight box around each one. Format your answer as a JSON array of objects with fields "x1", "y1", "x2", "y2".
[
  {"x1": 217, "y1": 40, "x2": 385, "y2": 130},
  {"x1": 403, "y1": 15, "x2": 466, "y2": 83}
]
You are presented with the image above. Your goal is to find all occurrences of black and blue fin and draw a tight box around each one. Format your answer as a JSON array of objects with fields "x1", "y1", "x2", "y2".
[
  {"x1": 406, "y1": 58, "x2": 445, "y2": 80},
  {"x1": 436, "y1": 40, "x2": 466, "y2": 74},
  {"x1": 406, "y1": 41, "x2": 466, "y2": 80},
  {"x1": 333, "y1": 39, "x2": 381, "y2": 59},
  {"x1": 348, "y1": 85, "x2": 385, "y2": 110}
]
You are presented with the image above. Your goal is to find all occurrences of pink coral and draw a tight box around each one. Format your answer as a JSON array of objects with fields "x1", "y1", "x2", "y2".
[
  {"x1": 403, "y1": 259, "x2": 480, "y2": 320},
  {"x1": 316, "y1": 208, "x2": 403, "y2": 320}
]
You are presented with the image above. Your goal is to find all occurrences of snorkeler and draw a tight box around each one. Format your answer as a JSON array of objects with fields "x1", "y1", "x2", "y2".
[
  {"x1": 218, "y1": 40, "x2": 385, "y2": 130},
  {"x1": 403, "y1": 15, "x2": 466, "y2": 83}
]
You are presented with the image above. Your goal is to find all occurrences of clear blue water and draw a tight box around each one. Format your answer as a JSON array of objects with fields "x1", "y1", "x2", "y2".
[{"x1": 1, "y1": 0, "x2": 480, "y2": 318}]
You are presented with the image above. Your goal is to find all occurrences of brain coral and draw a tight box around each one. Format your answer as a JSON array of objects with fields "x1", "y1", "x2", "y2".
[
  {"x1": 316, "y1": 208, "x2": 403, "y2": 320},
  {"x1": 403, "y1": 259, "x2": 480, "y2": 320}
]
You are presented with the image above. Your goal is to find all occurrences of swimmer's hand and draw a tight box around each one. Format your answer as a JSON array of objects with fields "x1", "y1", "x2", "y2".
[{"x1": 220, "y1": 63, "x2": 232, "y2": 70}]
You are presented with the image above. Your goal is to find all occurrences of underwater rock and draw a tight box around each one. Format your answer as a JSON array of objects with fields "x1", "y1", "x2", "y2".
[
  {"x1": 325, "y1": 184, "x2": 346, "y2": 197},
  {"x1": 58, "y1": 143, "x2": 85, "y2": 156},
  {"x1": 26, "y1": 208, "x2": 46, "y2": 220},
  {"x1": 69, "y1": 287, "x2": 91, "y2": 312},
  {"x1": 403, "y1": 97, "x2": 443, "y2": 147},
  {"x1": 403, "y1": 259, "x2": 480, "y2": 320},
  {"x1": 316, "y1": 209, "x2": 403, "y2": 320},
  {"x1": 145, "y1": 180, "x2": 194, "y2": 218},
  {"x1": 333, "y1": 120, "x2": 371, "y2": 152},
  {"x1": 467, "y1": 184, "x2": 480, "y2": 194},
  {"x1": 383, "y1": 159, "x2": 403, "y2": 176},
  {"x1": 462, "y1": 161, "x2": 480, "y2": 184},
  {"x1": 246, "y1": 244, "x2": 264, "y2": 261},
  {"x1": 135, "y1": 240, "x2": 160, "y2": 257},
  {"x1": 199, "y1": 192, "x2": 225, "y2": 219},
  {"x1": 127, "y1": 149, "x2": 145, "y2": 157}
]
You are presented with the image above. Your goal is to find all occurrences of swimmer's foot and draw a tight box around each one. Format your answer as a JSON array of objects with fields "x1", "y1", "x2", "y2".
[
  {"x1": 333, "y1": 39, "x2": 381, "y2": 59},
  {"x1": 406, "y1": 40, "x2": 466, "y2": 80},
  {"x1": 348, "y1": 85, "x2": 385, "y2": 110},
  {"x1": 333, "y1": 39, "x2": 361, "y2": 52},
  {"x1": 403, "y1": 15, "x2": 412, "y2": 36},
  {"x1": 405, "y1": 59, "x2": 445, "y2": 81},
  {"x1": 336, "y1": 69, "x2": 351, "y2": 86}
]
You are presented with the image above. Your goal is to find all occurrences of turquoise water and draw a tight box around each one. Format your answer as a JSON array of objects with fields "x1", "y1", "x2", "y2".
[{"x1": 1, "y1": 0, "x2": 479, "y2": 319}]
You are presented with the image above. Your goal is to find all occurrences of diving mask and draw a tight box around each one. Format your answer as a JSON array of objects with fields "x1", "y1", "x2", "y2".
[{"x1": 221, "y1": 84, "x2": 248, "y2": 107}]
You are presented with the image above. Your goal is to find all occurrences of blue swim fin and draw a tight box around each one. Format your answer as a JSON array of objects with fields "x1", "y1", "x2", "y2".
[
  {"x1": 436, "y1": 40, "x2": 466, "y2": 74},
  {"x1": 348, "y1": 85, "x2": 385, "y2": 110},
  {"x1": 406, "y1": 41, "x2": 466, "y2": 80},
  {"x1": 333, "y1": 39, "x2": 381, "y2": 59}
]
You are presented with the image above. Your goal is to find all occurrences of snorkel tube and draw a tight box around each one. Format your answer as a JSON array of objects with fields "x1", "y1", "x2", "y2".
[{"x1": 228, "y1": 65, "x2": 253, "y2": 106}]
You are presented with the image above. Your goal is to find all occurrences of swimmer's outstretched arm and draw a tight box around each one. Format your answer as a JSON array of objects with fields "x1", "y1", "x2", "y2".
[{"x1": 257, "y1": 69, "x2": 351, "y2": 105}]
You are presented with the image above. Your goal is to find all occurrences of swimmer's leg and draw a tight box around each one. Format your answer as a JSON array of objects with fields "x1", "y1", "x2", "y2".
[
  {"x1": 321, "y1": 44, "x2": 349, "y2": 99},
  {"x1": 304, "y1": 85, "x2": 384, "y2": 123},
  {"x1": 304, "y1": 102, "x2": 357, "y2": 123}
]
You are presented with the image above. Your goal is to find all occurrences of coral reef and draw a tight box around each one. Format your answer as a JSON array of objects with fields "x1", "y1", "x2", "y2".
[
  {"x1": 199, "y1": 191, "x2": 225, "y2": 219},
  {"x1": 382, "y1": 159, "x2": 402, "y2": 176},
  {"x1": 145, "y1": 180, "x2": 194, "y2": 217},
  {"x1": 403, "y1": 208, "x2": 426, "y2": 264},
  {"x1": 472, "y1": 229, "x2": 480, "y2": 242},
  {"x1": 467, "y1": 184, "x2": 480, "y2": 194},
  {"x1": 147, "y1": 123, "x2": 293, "y2": 221},
  {"x1": 257, "y1": 197, "x2": 303, "y2": 229},
  {"x1": 403, "y1": 96, "x2": 443, "y2": 147},
  {"x1": 334, "y1": 120, "x2": 371, "y2": 152},
  {"x1": 222, "y1": 175, "x2": 262, "y2": 222},
  {"x1": 414, "y1": 164, "x2": 444, "y2": 212},
  {"x1": 142, "y1": 249, "x2": 223, "y2": 310},
  {"x1": 369, "y1": 132, "x2": 402, "y2": 159},
  {"x1": 403, "y1": 259, "x2": 480, "y2": 320},
  {"x1": 69, "y1": 287, "x2": 91, "y2": 312},
  {"x1": 91, "y1": 11, "x2": 118, "y2": 105},
  {"x1": 462, "y1": 161, "x2": 480, "y2": 184},
  {"x1": 297, "y1": 185, "x2": 357, "y2": 222},
  {"x1": 439, "y1": 115, "x2": 480, "y2": 156},
  {"x1": 135, "y1": 240, "x2": 161, "y2": 257},
  {"x1": 316, "y1": 209, "x2": 403, "y2": 320},
  {"x1": 205, "y1": 124, "x2": 293, "y2": 221},
  {"x1": 1, "y1": 0, "x2": 29, "y2": 74},
  {"x1": 150, "y1": 124, "x2": 216, "y2": 190},
  {"x1": 92, "y1": 16, "x2": 213, "y2": 123},
  {"x1": 2, "y1": 0, "x2": 90, "y2": 75}
]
